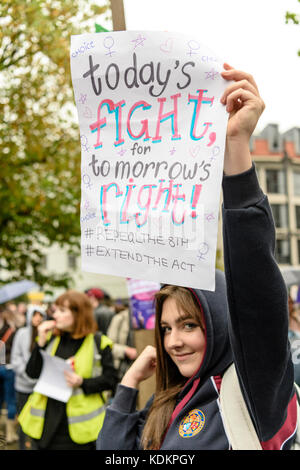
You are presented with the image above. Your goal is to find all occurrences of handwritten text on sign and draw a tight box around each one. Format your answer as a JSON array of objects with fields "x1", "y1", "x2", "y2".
[{"x1": 70, "y1": 31, "x2": 229, "y2": 290}]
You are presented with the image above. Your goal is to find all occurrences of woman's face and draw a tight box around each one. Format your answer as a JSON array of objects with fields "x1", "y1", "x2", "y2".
[
  {"x1": 161, "y1": 297, "x2": 205, "y2": 378},
  {"x1": 53, "y1": 302, "x2": 74, "y2": 332},
  {"x1": 31, "y1": 312, "x2": 44, "y2": 327}
]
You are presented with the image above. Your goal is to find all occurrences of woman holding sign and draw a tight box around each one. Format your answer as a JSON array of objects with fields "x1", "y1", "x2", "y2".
[
  {"x1": 18, "y1": 290, "x2": 118, "y2": 450},
  {"x1": 97, "y1": 64, "x2": 298, "y2": 450}
]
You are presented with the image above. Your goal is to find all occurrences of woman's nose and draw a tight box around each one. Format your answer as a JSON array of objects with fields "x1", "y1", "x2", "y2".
[{"x1": 168, "y1": 329, "x2": 184, "y2": 348}]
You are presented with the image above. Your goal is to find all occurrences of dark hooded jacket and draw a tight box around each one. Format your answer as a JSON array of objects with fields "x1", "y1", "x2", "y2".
[{"x1": 97, "y1": 164, "x2": 297, "y2": 450}]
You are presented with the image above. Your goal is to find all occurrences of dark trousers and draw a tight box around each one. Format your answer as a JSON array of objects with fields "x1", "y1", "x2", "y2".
[
  {"x1": 16, "y1": 391, "x2": 31, "y2": 450},
  {"x1": 0, "y1": 366, "x2": 16, "y2": 419}
]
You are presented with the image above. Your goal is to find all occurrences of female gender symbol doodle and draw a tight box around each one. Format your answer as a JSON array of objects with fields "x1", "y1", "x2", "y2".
[
  {"x1": 103, "y1": 36, "x2": 116, "y2": 57},
  {"x1": 209, "y1": 145, "x2": 221, "y2": 162},
  {"x1": 187, "y1": 40, "x2": 201, "y2": 56},
  {"x1": 197, "y1": 242, "x2": 209, "y2": 261},
  {"x1": 212, "y1": 146, "x2": 220, "y2": 156},
  {"x1": 82, "y1": 174, "x2": 92, "y2": 189},
  {"x1": 80, "y1": 135, "x2": 90, "y2": 152}
]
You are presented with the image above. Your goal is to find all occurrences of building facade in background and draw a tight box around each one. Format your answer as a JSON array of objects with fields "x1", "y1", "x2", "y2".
[{"x1": 251, "y1": 124, "x2": 300, "y2": 266}]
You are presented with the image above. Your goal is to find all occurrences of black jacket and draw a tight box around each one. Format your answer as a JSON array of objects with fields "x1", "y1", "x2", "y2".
[{"x1": 97, "y1": 164, "x2": 296, "y2": 450}]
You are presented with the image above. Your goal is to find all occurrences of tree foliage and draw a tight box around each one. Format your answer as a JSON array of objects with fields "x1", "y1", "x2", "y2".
[
  {"x1": 0, "y1": 0, "x2": 110, "y2": 290},
  {"x1": 286, "y1": 0, "x2": 300, "y2": 56}
]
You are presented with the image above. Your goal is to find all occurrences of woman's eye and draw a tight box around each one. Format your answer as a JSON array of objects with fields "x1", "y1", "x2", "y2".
[
  {"x1": 184, "y1": 323, "x2": 197, "y2": 330},
  {"x1": 161, "y1": 326, "x2": 171, "y2": 334}
]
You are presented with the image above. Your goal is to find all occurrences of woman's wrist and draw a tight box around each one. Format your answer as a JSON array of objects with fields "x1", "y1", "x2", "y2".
[
  {"x1": 37, "y1": 337, "x2": 47, "y2": 348},
  {"x1": 223, "y1": 137, "x2": 252, "y2": 176},
  {"x1": 121, "y1": 371, "x2": 139, "y2": 389}
]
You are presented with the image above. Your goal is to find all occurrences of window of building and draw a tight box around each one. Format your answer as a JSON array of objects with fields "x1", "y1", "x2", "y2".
[
  {"x1": 266, "y1": 169, "x2": 286, "y2": 194},
  {"x1": 294, "y1": 172, "x2": 300, "y2": 196},
  {"x1": 270, "y1": 204, "x2": 288, "y2": 228},
  {"x1": 67, "y1": 254, "x2": 77, "y2": 269},
  {"x1": 297, "y1": 240, "x2": 300, "y2": 264},
  {"x1": 296, "y1": 206, "x2": 300, "y2": 229},
  {"x1": 275, "y1": 239, "x2": 291, "y2": 264}
]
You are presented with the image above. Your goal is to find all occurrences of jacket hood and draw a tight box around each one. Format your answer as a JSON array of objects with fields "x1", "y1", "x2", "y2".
[
  {"x1": 162, "y1": 269, "x2": 233, "y2": 397},
  {"x1": 26, "y1": 304, "x2": 47, "y2": 325},
  {"x1": 188, "y1": 269, "x2": 232, "y2": 381}
]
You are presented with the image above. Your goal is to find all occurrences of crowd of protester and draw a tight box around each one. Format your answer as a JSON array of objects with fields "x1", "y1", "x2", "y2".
[
  {"x1": 0, "y1": 288, "x2": 137, "y2": 450},
  {"x1": 1, "y1": 284, "x2": 300, "y2": 450}
]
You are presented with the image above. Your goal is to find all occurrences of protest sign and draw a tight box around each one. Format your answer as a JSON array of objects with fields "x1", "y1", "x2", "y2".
[
  {"x1": 127, "y1": 279, "x2": 160, "y2": 329},
  {"x1": 70, "y1": 31, "x2": 229, "y2": 290}
]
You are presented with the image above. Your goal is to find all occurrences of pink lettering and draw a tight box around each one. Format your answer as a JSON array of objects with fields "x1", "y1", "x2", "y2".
[
  {"x1": 127, "y1": 101, "x2": 151, "y2": 140},
  {"x1": 153, "y1": 93, "x2": 181, "y2": 143},
  {"x1": 188, "y1": 90, "x2": 214, "y2": 141},
  {"x1": 100, "y1": 182, "x2": 123, "y2": 225}
]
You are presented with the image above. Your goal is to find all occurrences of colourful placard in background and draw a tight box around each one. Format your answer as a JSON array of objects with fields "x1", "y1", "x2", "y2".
[
  {"x1": 70, "y1": 31, "x2": 229, "y2": 291},
  {"x1": 127, "y1": 278, "x2": 160, "y2": 329}
]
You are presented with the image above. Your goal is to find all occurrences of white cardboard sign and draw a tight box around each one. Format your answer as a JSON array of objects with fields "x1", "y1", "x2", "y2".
[{"x1": 70, "y1": 31, "x2": 229, "y2": 291}]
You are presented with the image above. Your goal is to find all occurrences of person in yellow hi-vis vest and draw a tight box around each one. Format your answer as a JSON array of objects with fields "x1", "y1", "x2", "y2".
[{"x1": 18, "y1": 290, "x2": 118, "y2": 450}]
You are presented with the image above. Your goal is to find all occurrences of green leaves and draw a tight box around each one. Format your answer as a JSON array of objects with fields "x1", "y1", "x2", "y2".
[
  {"x1": 286, "y1": 11, "x2": 300, "y2": 25},
  {"x1": 0, "y1": 0, "x2": 110, "y2": 290},
  {"x1": 286, "y1": 2, "x2": 300, "y2": 56}
]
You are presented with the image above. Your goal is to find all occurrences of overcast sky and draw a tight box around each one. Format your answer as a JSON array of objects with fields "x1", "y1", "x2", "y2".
[{"x1": 123, "y1": 0, "x2": 300, "y2": 136}]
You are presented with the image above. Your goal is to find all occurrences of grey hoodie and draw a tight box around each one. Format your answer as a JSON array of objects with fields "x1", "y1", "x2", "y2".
[{"x1": 11, "y1": 306, "x2": 46, "y2": 393}]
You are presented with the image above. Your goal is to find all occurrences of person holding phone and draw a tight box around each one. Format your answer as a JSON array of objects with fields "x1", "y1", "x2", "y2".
[{"x1": 18, "y1": 290, "x2": 118, "y2": 450}]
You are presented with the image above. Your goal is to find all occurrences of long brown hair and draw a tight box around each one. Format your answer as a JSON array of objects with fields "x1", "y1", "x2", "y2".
[
  {"x1": 141, "y1": 285, "x2": 205, "y2": 450},
  {"x1": 54, "y1": 290, "x2": 97, "y2": 338},
  {"x1": 30, "y1": 310, "x2": 45, "y2": 352}
]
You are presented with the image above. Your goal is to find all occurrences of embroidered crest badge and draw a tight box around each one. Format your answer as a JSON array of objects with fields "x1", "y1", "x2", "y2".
[{"x1": 179, "y1": 409, "x2": 205, "y2": 438}]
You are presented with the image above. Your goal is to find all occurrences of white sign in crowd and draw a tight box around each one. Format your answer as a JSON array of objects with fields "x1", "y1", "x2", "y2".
[{"x1": 71, "y1": 31, "x2": 229, "y2": 290}]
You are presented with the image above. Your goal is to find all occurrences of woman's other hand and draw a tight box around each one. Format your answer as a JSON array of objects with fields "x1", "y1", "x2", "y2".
[
  {"x1": 221, "y1": 63, "x2": 265, "y2": 176},
  {"x1": 37, "y1": 320, "x2": 56, "y2": 347},
  {"x1": 64, "y1": 370, "x2": 83, "y2": 388},
  {"x1": 121, "y1": 345, "x2": 157, "y2": 389}
]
